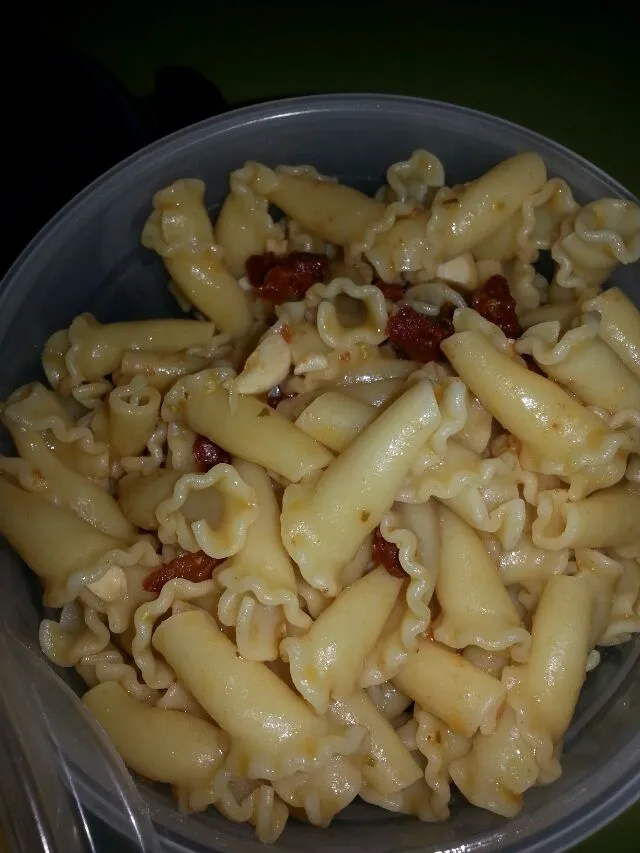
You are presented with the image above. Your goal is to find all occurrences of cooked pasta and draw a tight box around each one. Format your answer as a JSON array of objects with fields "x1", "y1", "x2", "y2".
[{"x1": 2, "y1": 150, "x2": 640, "y2": 843}]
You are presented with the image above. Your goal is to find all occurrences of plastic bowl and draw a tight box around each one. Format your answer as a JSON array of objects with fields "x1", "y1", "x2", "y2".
[{"x1": 1, "y1": 94, "x2": 639, "y2": 853}]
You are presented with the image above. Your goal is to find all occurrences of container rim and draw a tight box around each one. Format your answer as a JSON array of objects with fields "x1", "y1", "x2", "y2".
[{"x1": 1, "y1": 92, "x2": 639, "y2": 853}]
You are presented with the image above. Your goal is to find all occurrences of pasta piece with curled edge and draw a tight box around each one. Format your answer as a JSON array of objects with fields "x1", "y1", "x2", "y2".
[
  {"x1": 583, "y1": 287, "x2": 640, "y2": 379},
  {"x1": 359, "y1": 501, "x2": 439, "y2": 680},
  {"x1": 427, "y1": 153, "x2": 547, "y2": 260},
  {"x1": 216, "y1": 459, "x2": 311, "y2": 661},
  {"x1": 516, "y1": 319, "x2": 640, "y2": 414},
  {"x1": 281, "y1": 380, "x2": 442, "y2": 598},
  {"x1": 117, "y1": 469, "x2": 182, "y2": 531},
  {"x1": 386, "y1": 149, "x2": 445, "y2": 204},
  {"x1": 231, "y1": 332, "x2": 292, "y2": 396},
  {"x1": 215, "y1": 164, "x2": 286, "y2": 279},
  {"x1": 57, "y1": 313, "x2": 217, "y2": 385},
  {"x1": 305, "y1": 277, "x2": 389, "y2": 348},
  {"x1": 497, "y1": 524, "x2": 570, "y2": 596},
  {"x1": 392, "y1": 640, "x2": 506, "y2": 739},
  {"x1": 155, "y1": 463, "x2": 258, "y2": 557},
  {"x1": 77, "y1": 644, "x2": 157, "y2": 704},
  {"x1": 414, "y1": 707, "x2": 472, "y2": 820},
  {"x1": 361, "y1": 208, "x2": 433, "y2": 283},
  {"x1": 162, "y1": 368, "x2": 333, "y2": 483},
  {"x1": 83, "y1": 681, "x2": 227, "y2": 789},
  {"x1": 107, "y1": 376, "x2": 162, "y2": 458},
  {"x1": 366, "y1": 682, "x2": 412, "y2": 721},
  {"x1": 0, "y1": 474, "x2": 159, "y2": 607},
  {"x1": 184, "y1": 765, "x2": 289, "y2": 844},
  {"x1": 273, "y1": 754, "x2": 362, "y2": 827},
  {"x1": 132, "y1": 578, "x2": 219, "y2": 689},
  {"x1": 442, "y1": 330, "x2": 631, "y2": 498},
  {"x1": 597, "y1": 558, "x2": 640, "y2": 646},
  {"x1": 39, "y1": 600, "x2": 110, "y2": 667},
  {"x1": 574, "y1": 549, "x2": 624, "y2": 650},
  {"x1": 450, "y1": 574, "x2": 593, "y2": 817},
  {"x1": 532, "y1": 484, "x2": 640, "y2": 551},
  {"x1": 359, "y1": 776, "x2": 439, "y2": 823},
  {"x1": 434, "y1": 506, "x2": 529, "y2": 658},
  {"x1": 328, "y1": 690, "x2": 422, "y2": 796},
  {"x1": 552, "y1": 199, "x2": 640, "y2": 291},
  {"x1": 156, "y1": 681, "x2": 208, "y2": 719},
  {"x1": 1, "y1": 381, "x2": 109, "y2": 477},
  {"x1": 281, "y1": 567, "x2": 402, "y2": 713},
  {"x1": 141, "y1": 179, "x2": 252, "y2": 338},
  {"x1": 152, "y1": 608, "x2": 365, "y2": 782},
  {"x1": 1, "y1": 423, "x2": 136, "y2": 543}
]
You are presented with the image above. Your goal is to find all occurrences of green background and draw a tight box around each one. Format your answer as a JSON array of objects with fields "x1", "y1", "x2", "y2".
[{"x1": 38, "y1": 2, "x2": 639, "y2": 851}]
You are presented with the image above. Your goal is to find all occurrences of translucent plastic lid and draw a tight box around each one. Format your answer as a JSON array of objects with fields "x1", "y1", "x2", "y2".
[{"x1": 0, "y1": 632, "x2": 163, "y2": 853}]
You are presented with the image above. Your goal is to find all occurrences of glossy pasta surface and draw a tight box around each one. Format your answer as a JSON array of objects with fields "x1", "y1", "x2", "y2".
[{"x1": 2, "y1": 149, "x2": 640, "y2": 844}]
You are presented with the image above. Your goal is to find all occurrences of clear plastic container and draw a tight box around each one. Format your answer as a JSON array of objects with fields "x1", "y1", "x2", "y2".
[{"x1": 0, "y1": 94, "x2": 639, "y2": 853}]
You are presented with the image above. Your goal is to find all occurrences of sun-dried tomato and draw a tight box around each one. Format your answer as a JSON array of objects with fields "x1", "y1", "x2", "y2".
[
  {"x1": 372, "y1": 526, "x2": 406, "y2": 578},
  {"x1": 143, "y1": 551, "x2": 222, "y2": 593},
  {"x1": 521, "y1": 354, "x2": 545, "y2": 376},
  {"x1": 377, "y1": 282, "x2": 405, "y2": 302},
  {"x1": 192, "y1": 435, "x2": 231, "y2": 472},
  {"x1": 471, "y1": 275, "x2": 521, "y2": 338},
  {"x1": 386, "y1": 304, "x2": 454, "y2": 363},
  {"x1": 246, "y1": 251, "x2": 329, "y2": 304}
]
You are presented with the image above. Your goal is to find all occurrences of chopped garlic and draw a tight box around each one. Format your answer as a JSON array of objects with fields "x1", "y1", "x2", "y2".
[
  {"x1": 436, "y1": 253, "x2": 478, "y2": 290},
  {"x1": 234, "y1": 333, "x2": 292, "y2": 395}
]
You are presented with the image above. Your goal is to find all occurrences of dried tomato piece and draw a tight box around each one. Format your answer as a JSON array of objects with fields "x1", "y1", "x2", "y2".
[
  {"x1": 377, "y1": 282, "x2": 405, "y2": 302},
  {"x1": 143, "y1": 550, "x2": 222, "y2": 593},
  {"x1": 246, "y1": 251, "x2": 329, "y2": 304},
  {"x1": 471, "y1": 275, "x2": 521, "y2": 338},
  {"x1": 386, "y1": 304, "x2": 453, "y2": 363},
  {"x1": 372, "y1": 526, "x2": 406, "y2": 578},
  {"x1": 193, "y1": 435, "x2": 231, "y2": 472}
]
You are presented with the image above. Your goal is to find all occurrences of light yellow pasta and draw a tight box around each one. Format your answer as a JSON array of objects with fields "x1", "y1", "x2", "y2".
[
  {"x1": 392, "y1": 640, "x2": 506, "y2": 738},
  {"x1": 83, "y1": 681, "x2": 227, "y2": 788},
  {"x1": 117, "y1": 469, "x2": 182, "y2": 530},
  {"x1": 162, "y1": 368, "x2": 333, "y2": 482},
  {"x1": 141, "y1": 179, "x2": 252, "y2": 338},
  {"x1": 442, "y1": 329, "x2": 629, "y2": 497},
  {"x1": 153, "y1": 609, "x2": 364, "y2": 780},
  {"x1": 294, "y1": 390, "x2": 377, "y2": 452},
  {"x1": 306, "y1": 277, "x2": 388, "y2": 348},
  {"x1": 281, "y1": 380, "x2": 442, "y2": 597},
  {"x1": 282, "y1": 567, "x2": 402, "y2": 713},
  {"x1": 434, "y1": 506, "x2": 529, "y2": 655},
  {"x1": 516, "y1": 320, "x2": 640, "y2": 413},
  {"x1": 107, "y1": 375, "x2": 162, "y2": 457},
  {"x1": 414, "y1": 706, "x2": 472, "y2": 820},
  {"x1": 273, "y1": 754, "x2": 361, "y2": 827},
  {"x1": 114, "y1": 349, "x2": 214, "y2": 391},
  {"x1": 583, "y1": 287, "x2": 640, "y2": 378},
  {"x1": 532, "y1": 484, "x2": 640, "y2": 550}
]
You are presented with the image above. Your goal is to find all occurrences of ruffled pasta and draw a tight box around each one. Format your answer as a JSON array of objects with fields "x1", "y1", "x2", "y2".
[{"x1": 305, "y1": 277, "x2": 388, "y2": 348}]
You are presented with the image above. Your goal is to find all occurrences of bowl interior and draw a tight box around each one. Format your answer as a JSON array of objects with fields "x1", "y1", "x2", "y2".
[{"x1": 1, "y1": 95, "x2": 639, "y2": 853}]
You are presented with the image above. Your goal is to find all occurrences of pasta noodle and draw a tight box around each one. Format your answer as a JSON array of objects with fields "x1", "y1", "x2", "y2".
[{"x1": 2, "y1": 150, "x2": 640, "y2": 842}]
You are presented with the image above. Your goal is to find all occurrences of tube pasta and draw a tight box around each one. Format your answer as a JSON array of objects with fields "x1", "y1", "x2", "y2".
[
  {"x1": 163, "y1": 369, "x2": 333, "y2": 482},
  {"x1": 39, "y1": 600, "x2": 110, "y2": 667},
  {"x1": 58, "y1": 313, "x2": 217, "y2": 385},
  {"x1": 282, "y1": 567, "x2": 402, "y2": 713},
  {"x1": 141, "y1": 179, "x2": 252, "y2": 338},
  {"x1": 366, "y1": 682, "x2": 412, "y2": 721},
  {"x1": 77, "y1": 645, "x2": 157, "y2": 704},
  {"x1": 1, "y1": 424, "x2": 136, "y2": 543},
  {"x1": 414, "y1": 707, "x2": 472, "y2": 820},
  {"x1": 153, "y1": 609, "x2": 365, "y2": 781},
  {"x1": 117, "y1": 469, "x2": 183, "y2": 530},
  {"x1": 216, "y1": 459, "x2": 310, "y2": 660},
  {"x1": 294, "y1": 391, "x2": 377, "y2": 453},
  {"x1": 107, "y1": 376, "x2": 162, "y2": 457},
  {"x1": 442, "y1": 330, "x2": 630, "y2": 497},
  {"x1": 114, "y1": 349, "x2": 215, "y2": 391},
  {"x1": 83, "y1": 681, "x2": 227, "y2": 788},
  {"x1": 517, "y1": 320, "x2": 640, "y2": 413},
  {"x1": 434, "y1": 507, "x2": 529, "y2": 655},
  {"x1": 385, "y1": 149, "x2": 445, "y2": 204},
  {"x1": 532, "y1": 484, "x2": 640, "y2": 550},
  {"x1": 392, "y1": 640, "x2": 506, "y2": 738},
  {"x1": 281, "y1": 380, "x2": 442, "y2": 597},
  {"x1": 598, "y1": 558, "x2": 640, "y2": 645}
]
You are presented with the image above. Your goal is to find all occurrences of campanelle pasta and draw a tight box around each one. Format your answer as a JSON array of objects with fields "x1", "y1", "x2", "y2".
[{"x1": 2, "y1": 151, "x2": 640, "y2": 844}]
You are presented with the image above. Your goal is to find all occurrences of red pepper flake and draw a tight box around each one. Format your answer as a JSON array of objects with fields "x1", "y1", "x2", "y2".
[
  {"x1": 372, "y1": 526, "x2": 406, "y2": 578},
  {"x1": 143, "y1": 550, "x2": 222, "y2": 593},
  {"x1": 192, "y1": 435, "x2": 231, "y2": 472},
  {"x1": 339, "y1": 351, "x2": 351, "y2": 362},
  {"x1": 386, "y1": 304, "x2": 454, "y2": 363},
  {"x1": 245, "y1": 251, "x2": 329, "y2": 304},
  {"x1": 266, "y1": 385, "x2": 295, "y2": 409},
  {"x1": 377, "y1": 282, "x2": 405, "y2": 302},
  {"x1": 471, "y1": 275, "x2": 521, "y2": 338}
]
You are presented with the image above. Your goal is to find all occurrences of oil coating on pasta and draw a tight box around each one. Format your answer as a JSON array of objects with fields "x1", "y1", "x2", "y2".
[{"x1": 1, "y1": 149, "x2": 640, "y2": 844}]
